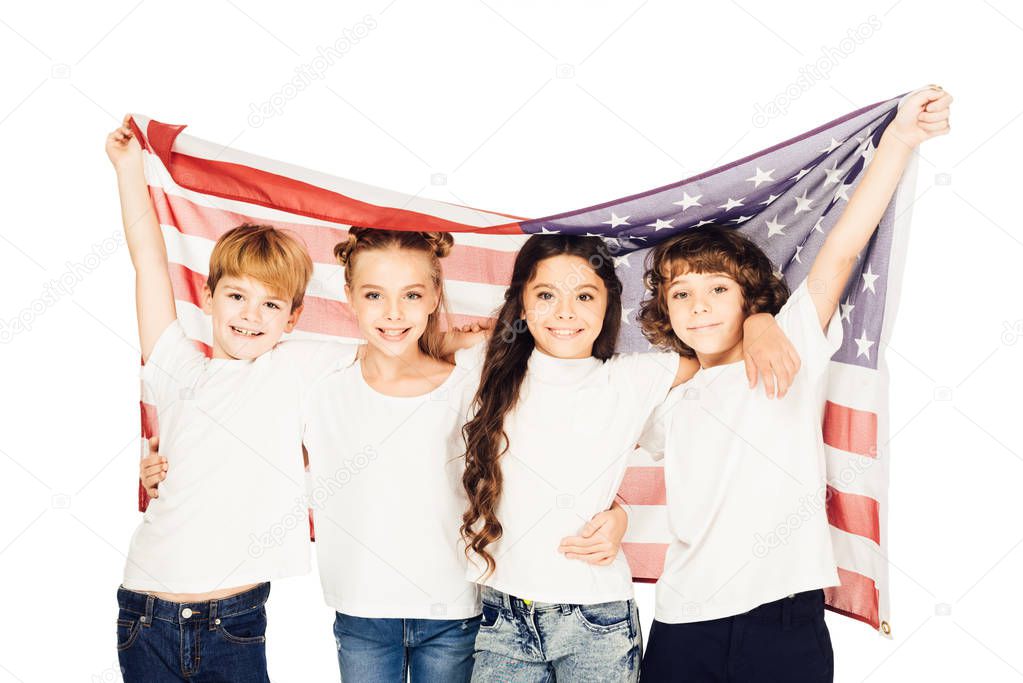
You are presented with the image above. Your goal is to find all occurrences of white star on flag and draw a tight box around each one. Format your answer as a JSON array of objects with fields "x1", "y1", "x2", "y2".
[
  {"x1": 861, "y1": 264, "x2": 879, "y2": 293},
  {"x1": 823, "y1": 164, "x2": 844, "y2": 186},
  {"x1": 672, "y1": 192, "x2": 702, "y2": 211},
  {"x1": 793, "y1": 190, "x2": 814, "y2": 215},
  {"x1": 719, "y1": 197, "x2": 745, "y2": 211},
  {"x1": 766, "y1": 216, "x2": 786, "y2": 237},
  {"x1": 647, "y1": 218, "x2": 674, "y2": 231},
  {"x1": 603, "y1": 212, "x2": 630, "y2": 228},
  {"x1": 854, "y1": 329, "x2": 875, "y2": 359},
  {"x1": 840, "y1": 300, "x2": 855, "y2": 322},
  {"x1": 821, "y1": 137, "x2": 844, "y2": 154},
  {"x1": 746, "y1": 167, "x2": 775, "y2": 187}
]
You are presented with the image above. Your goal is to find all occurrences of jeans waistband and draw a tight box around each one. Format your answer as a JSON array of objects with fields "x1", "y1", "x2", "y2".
[
  {"x1": 481, "y1": 585, "x2": 630, "y2": 615},
  {"x1": 116, "y1": 583, "x2": 271, "y2": 626},
  {"x1": 744, "y1": 589, "x2": 824, "y2": 624}
]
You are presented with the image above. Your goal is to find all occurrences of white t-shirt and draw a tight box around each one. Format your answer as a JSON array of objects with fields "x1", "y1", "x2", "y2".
[
  {"x1": 640, "y1": 280, "x2": 844, "y2": 623},
  {"x1": 303, "y1": 347, "x2": 483, "y2": 619},
  {"x1": 466, "y1": 345, "x2": 679, "y2": 605},
  {"x1": 123, "y1": 321, "x2": 358, "y2": 593}
]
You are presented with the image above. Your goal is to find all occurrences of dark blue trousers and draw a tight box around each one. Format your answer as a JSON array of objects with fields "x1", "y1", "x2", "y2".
[{"x1": 641, "y1": 589, "x2": 833, "y2": 682}]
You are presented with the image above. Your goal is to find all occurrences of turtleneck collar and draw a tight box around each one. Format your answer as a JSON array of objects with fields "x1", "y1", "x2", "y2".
[{"x1": 526, "y1": 347, "x2": 602, "y2": 385}]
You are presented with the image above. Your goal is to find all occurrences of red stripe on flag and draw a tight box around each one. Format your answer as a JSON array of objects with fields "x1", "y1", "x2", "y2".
[
  {"x1": 141, "y1": 119, "x2": 524, "y2": 235},
  {"x1": 621, "y1": 542, "x2": 668, "y2": 580},
  {"x1": 824, "y1": 568, "x2": 880, "y2": 630},
  {"x1": 823, "y1": 400, "x2": 877, "y2": 457},
  {"x1": 617, "y1": 467, "x2": 667, "y2": 506},
  {"x1": 149, "y1": 188, "x2": 517, "y2": 286},
  {"x1": 826, "y1": 485, "x2": 880, "y2": 545}
]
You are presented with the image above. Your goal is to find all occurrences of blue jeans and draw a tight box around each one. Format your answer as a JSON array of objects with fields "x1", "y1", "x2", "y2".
[
  {"x1": 471, "y1": 586, "x2": 642, "y2": 682},
  {"x1": 333, "y1": 612, "x2": 482, "y2": 682},
  {"x1": 116, "y1": 583, "x2": 271, "y2": 682},
  {"x1": 640, "y1": 589, "x2": 833, "y2": 682}
]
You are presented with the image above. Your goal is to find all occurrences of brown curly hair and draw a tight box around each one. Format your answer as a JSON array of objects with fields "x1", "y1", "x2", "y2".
[
  {"x1": 638, "y1": 226, "x2": 789, "y2": 358},
  {"x1": 461, "y1": 235, "x2": 622, "y2": 579},
  {"x1": 333, "y1": 226, "x2": 454, "y2": 359}
]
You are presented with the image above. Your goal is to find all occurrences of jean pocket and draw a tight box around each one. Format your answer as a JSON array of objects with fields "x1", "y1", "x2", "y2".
[
  {"x1": 116, "y1": 618, "x2": 141, "y2": 651},
  {"x1": 479, "y1": 602, "x2": 503, "y2": 632},
  {"x1": 217, "y1": 607, "x2": 267, "y2": 645},
  {"x1": 574, "y1": 601, "x2": 632, "y2": 634}
]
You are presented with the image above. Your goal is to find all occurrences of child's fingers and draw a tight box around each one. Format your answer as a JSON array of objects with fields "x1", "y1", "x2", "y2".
[
  {"x1": 559, "y1": 536, "x2": 604, "y2": 551},
  {"x1": 145, "y1": 486, "x2": 159, "y2": 499},
  {"x1": 919, "y1": 121, "x2": 949, "y2": 133},
  {"x1": 918, "y1": 109, "x2": 949, "y2": 124},
  {"x1": 925, "y1": 93, "x2": 953, "y2": 112},
  {"x1": 745, "y1": 354, "x2": 758, "y2": 388},
  {"x1": 760, "y1": 367, "x2": 777, "y2": 399}
]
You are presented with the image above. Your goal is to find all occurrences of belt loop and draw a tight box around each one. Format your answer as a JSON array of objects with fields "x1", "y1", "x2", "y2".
[
  {"x1": 503, "y1": 591, "x2": 513, "y2": 613},
  {"x1": 559, "y1": 603, "x2": 572, "y2": 615},
  {"x1": 142, "y1": 594, "x2": 155, "y2": 628},
  {"x1": 782, "y1": 595, "x2": 793, "y2": 631},
  {"x1": 208, "y1": 598, "x2": 219, "y2": 631}
]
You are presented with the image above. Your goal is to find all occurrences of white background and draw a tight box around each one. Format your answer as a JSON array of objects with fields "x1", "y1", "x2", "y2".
[{"x1": 0, "y1": 1, "x2": 1019, "y2": 681}]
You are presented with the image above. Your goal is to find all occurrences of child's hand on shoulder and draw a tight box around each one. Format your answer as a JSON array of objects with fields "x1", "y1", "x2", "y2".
[
  {"x1": 105, "y1": 114, "x2": 143, "y2": 173},
  {"x1": 558, "y1": 501, "x2": 628, "y2": 566},
  {"x1": 886, "y1": 85, "x2": 952, "y2": 150},
  {"x1": 742, "y1": 313, "x2": 801, "y2": 399}
]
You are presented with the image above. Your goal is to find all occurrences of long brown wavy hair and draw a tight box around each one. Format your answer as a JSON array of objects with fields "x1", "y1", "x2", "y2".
[
  {"x1": 638, "y1": 226, "x2": 789, "y2": 358},
  {"x1": 334, "y1": 226, "x2": 454, "y2": 359},
  {"x1": 460, "y1": 235, "x2": 623, "y2": 578}
]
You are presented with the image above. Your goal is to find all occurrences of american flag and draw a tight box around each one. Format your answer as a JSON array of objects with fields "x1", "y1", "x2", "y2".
[{"x1": 130, "y1": 91, "x2": 916, "y2": 635}]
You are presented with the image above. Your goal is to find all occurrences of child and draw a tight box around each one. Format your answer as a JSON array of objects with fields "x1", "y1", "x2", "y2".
[
  {"x1": 301, "y1": 227, "x2": 483, "y2": 682},
  {"x1": 459, "y1": 234, "x2": 801, "y2": 682},
  {"x1": 106, "y1": 116, "x2": 358, "y2": 682},
  {"x1": 636, "y1": 86, "x2": 952, "y2": 682}
]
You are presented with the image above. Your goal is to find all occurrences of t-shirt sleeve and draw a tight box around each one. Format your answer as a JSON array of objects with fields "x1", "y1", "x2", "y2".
[
  {"x1": 608, "y1": 351, "x2": 680, "y2": 428},
  {"x1": 453, "y1": 339, "x2": 488, "y2": 372},
  {"x1": 636, "y1": 402, "x2": 668, "y2": 462},
  {"x1": 774, "y1": 280, "x2": 844, "y2": 376},
  {"x1": 139, "y1": 320, "x2": 206, "y2": 409},
  {"x1": 275, "y1": 339, "x2": 361, "y2": 390}
]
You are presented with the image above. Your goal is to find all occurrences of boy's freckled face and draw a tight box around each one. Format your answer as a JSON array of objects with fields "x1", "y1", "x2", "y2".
[
  {"x1": 666, "y1": 271, "x2": 746, "y2": 359},
  {"x1": 203, "y1": 275, "x2": 301, "y2": 360},
  {"x1": 522, "y1": 255, "x2": 607, "y2": 360},
  {"x1": 344, "y1": 248, "x2": 440, "y2": 357}
]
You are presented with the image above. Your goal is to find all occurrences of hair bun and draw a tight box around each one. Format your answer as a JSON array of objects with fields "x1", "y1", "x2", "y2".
[
  {"x1": 425, "y1": 232, "x2": 454, "y2": 259},
  {"x1": 334, "y1": 226, "x2": 372, "y2": 266}
]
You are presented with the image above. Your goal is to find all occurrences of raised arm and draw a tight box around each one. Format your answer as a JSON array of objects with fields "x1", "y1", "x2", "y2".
[
  {"x1": 105, "y1": 114, "x2": 176, "y2": 361},
  {"x1": 807, "y1": 86, "x2": 952, "y2": 331}
]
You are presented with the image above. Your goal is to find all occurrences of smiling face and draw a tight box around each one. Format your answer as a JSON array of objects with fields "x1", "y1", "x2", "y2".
[
  {"x1": 521, "y1": 255, "x2": 608, "y2": 359},
  {"x1": 345, "y1": 247, "x2": 441, "y2": 359},
  {"x1": 665, "y1": 270, "x2": 747, "y2": 367},
  {"x1": 202, "y1": 275, "x2": 302, "y2": 360}
]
